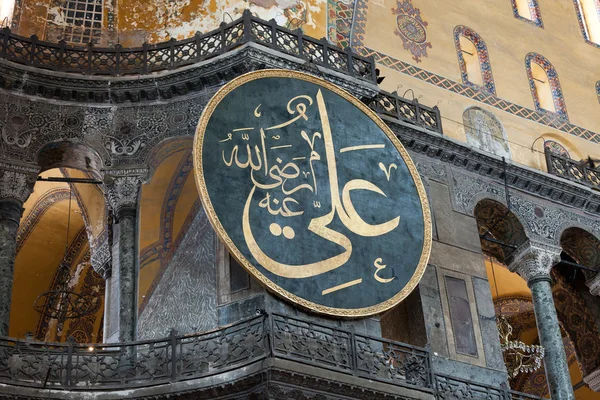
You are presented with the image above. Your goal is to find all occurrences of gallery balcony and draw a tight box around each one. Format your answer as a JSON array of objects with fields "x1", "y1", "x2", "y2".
[
  {"x1": 0, "y1": 10, "x2": 442, "y2": 135},
  {"x1": 545, "y1": 147, "x2": 600, "y2": 191},
  {"x1": 0, "y1": 311, "x2": 541, "y2": 399}
]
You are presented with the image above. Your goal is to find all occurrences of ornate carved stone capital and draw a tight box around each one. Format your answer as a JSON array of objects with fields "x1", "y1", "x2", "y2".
[
  {"x1": 584, "y1": 368, "x2": 600, "y2": 392},
  {"x1": 104, "y1": 170, "x2": 147, "y2": 218},
  {"x1": 0, "y1": 167, "x2": 36, "y2": 205},
  {"x1": 506, "y1": 241, "x2": 562, "y2": 283},
  {"x1": 586, "y1": 273, "x2": 600, "y2": 297}
]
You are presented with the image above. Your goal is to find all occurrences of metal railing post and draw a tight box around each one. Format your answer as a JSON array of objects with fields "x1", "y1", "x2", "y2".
[
  {"x1": 29, "y1": 34, "x2": 37, "y2": 66},
  {"x1": 58, "y1": 40, "x2": 66, "y2": 70},
  {"x1": 194, "y1": 32, "x2": 202, "y2": 61},
  {"x1": 65, "y1": 340, "x2": 74, "y2": 387},
  {"x1": 115, "y1": 43, "x2": 121, "y2": 75},
  {"x1": 142, "y1": 42, "x2": 149, "y2": 74},
  {"x1": 433, "y1": 105, "x2": 443, "y2": 134},
  {"x1": 169, "y1": 38, "x2": 176, "y2": 69},
  {"x1": 1, "y1": 27, "x2": 9, "y2": 59},
  {"x1": 220, "y1": 22, "x2": 227, "y2": 53},
  {"x1": 350, "y1": 332, "x2": 358, "y2": 375},
  {"x1": 243, "y1": 9, "x2": 252, "y2": 43},
  {"x1": 414, "y1": 99, "x2": 422, "y2": 126},
  {"x1": 87, "y1": 42, "x2": 93, "y2": 74},
  {"x1": 270, "y1": 19, "x2": 277, "y2": 49},
  {"x1": 170, "y1": 329, "x2": 178, "y2": 381}
]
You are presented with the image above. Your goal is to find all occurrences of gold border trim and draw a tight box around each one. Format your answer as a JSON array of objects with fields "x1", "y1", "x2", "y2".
[{"x1": 193, "y1": 69, "x2": 432, "y2": 317}]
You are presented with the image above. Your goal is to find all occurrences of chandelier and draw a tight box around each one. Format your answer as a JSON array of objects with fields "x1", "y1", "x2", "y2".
[
  {"x1": 33, "y1": 187, "x2": 97, "y2": 333},
  {"x1": 497, "y1": 316, "x2": 545, "y2": 378}
]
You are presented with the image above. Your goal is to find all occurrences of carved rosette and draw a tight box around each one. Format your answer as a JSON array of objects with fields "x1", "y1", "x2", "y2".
[
  {"x1": 105, "y1": 173, "x2": 144, "y2": 217},
  {"x1": 506, "y1": 241, "x2": 562, "y2": 283}
]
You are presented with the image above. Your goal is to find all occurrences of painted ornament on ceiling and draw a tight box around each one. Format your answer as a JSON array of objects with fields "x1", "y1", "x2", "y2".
[{"x1": 392, "y1": 0, "x2": 431, "y2": 63}]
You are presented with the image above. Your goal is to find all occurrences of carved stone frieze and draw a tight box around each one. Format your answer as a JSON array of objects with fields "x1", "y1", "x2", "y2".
[
  {"x1": 448, "y1": 169, "x2": 600, "y2": 246},
  {"x1": 506, "y1": 241, "x2": 562, "y2": 282}
]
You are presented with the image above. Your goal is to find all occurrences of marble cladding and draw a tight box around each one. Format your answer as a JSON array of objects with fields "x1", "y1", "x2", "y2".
[{"x1": 137, "y1": 208, "x2": 218, "y2": 339}]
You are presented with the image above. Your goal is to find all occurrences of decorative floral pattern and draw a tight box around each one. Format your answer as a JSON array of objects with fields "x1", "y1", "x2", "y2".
[
  {"x1": 391, "y1": 0, "x2": 432, "y2": 62},
  {"x1": 525, "y1": 53, "x2": 568, "y2": 120},
  {"x1": 454, "y1": 26, "x2": 496, "y2": 95},
  {"x1": 511, "y1": 0, "x2": 543, "y2": 27},
  {"x1": 327, "y1": 0, "x2": 354, "y2": 48}
]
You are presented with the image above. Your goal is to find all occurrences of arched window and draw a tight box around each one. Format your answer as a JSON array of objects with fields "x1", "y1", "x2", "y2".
[
  {"x1": 511, "y1": 0, "x2": 543, "y2": 27},
  {"x1": 597, "y1": 81, "x2": 600, "y2": 103},
  {"x1": 59, "y1": 0, "x2": 104, "y2": 45},
  {"x1": 544, "y1": 140, "x2": 570, "y2": 158},
  {"x1": 525, "y1": 53, "x2": 568, "y2": 119},
  {"x1": 573, "y1": 0, "x2": 600, "y2": 46},
  {"x1": 454, "y1": 26, "x2": 496, "y2": 95},
  {"x1": 463, "y1": 107, "x2": 511, "y2": 159}
]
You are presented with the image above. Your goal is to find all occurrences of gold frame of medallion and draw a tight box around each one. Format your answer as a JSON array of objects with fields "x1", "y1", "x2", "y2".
[{"x1": 193, "y1": 69, "x2": 432, "y2": 317}]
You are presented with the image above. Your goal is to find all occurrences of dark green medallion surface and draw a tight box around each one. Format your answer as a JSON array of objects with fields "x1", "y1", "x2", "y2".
[{"x1": 194, "y1": 70, "x2": 431, "y2": 316}]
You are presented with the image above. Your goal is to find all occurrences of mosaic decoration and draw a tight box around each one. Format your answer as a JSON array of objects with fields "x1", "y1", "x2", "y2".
[
  {"x1": 462, "y1": 108, "x2": 510, "y2": 159},
  {"x1": 454, "y1": 26, "x2": 496, "y2": 95},
  {"x1": 525, "y1": 53, "x2": 568, "y2": 120},
  {"x1": 544, "y1": 140, "x2": 570, "y2": 158},
  {"x1": 572, "y1": 0, "x2": 600, "y2": 48},
  {"x1": 327, "y1": 0, "x2": 354, "y2": 48},
  {"x1": 510, "y1": 0, "x2": 543, "y2": 28},
  {"x1": 552, "y1": 269, "x2": 600, "y2": 376},
  {"x1": 391, "y1": 0, "x2": 432, "y2": 63}
]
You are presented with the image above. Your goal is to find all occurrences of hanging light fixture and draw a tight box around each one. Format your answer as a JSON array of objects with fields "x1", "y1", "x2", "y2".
[
  {"x1": 496, "y1": 315, "x2": 545, "y2": 378},
  {"x1": 33, "y1": 186, "x2": 97, "y2": 335},
  {"x1": 490, "y1": 258, "x2": 545, "y2": 378}
]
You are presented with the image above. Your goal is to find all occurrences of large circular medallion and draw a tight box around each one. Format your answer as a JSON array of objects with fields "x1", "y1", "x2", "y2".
[
  {"x1": 396, "y1": 14, "x2": 427, "y2": 44},
  {"x1": 194, "y1": 70, "x2": 431, "y2": 317}
]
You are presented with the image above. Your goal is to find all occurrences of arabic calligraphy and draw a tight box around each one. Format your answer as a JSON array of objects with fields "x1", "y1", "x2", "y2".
[
  {"x1": 218, "y1": 90, "x2": 400, "y2": 282},
  {"x1": 195, "y1": 70, "x2": 431, "y2": 316}
]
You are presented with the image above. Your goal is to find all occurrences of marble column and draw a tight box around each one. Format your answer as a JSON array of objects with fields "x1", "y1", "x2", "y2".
[
  {"x1": 0, "y1": 168, "x2": 35, "y2": 336},
  {"x1": 105, "y1": 174, "x2": 143, "y2": 343},
  {"x1": 507, "y1": 241, "x2": 574, "y2": 400}
]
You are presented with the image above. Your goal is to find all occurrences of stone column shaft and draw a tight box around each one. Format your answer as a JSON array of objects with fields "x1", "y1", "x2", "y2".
[
  {"x1": 0, "y1": 200, "x2": 24, "y2": 336},
  {"x1": 508, "y1": 241, "x2": 574, "y2": 400},
  {"x1": 0, "y1": 168, "x2": 36, "y2": 336},
  {"x1": 105, "y1": 174, "x2": 144, "y2": 343},
  {"x1": 116, "y1": 208, "x2": 138, "y2": 342}
]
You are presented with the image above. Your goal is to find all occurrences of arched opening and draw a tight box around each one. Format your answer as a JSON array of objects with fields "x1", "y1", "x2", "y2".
[
  {"x1": 12, "y1": 167, "x2": 105, "y2": 343},
  {"x1": 454, "y1": 26, "x2": 495, "y2": 94},
  {"x1": 511, "y1": 0, "x2": 543, "y2": 27},
  {"x1": 463, "y1": 107, "x2": 511, "y2": 159},
  {"x1": 525, "y1": 53, "x2": 568, "y2": 119},
  {"x1": 574, "y1": 0, "x2": 600, "y2": 45}
]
